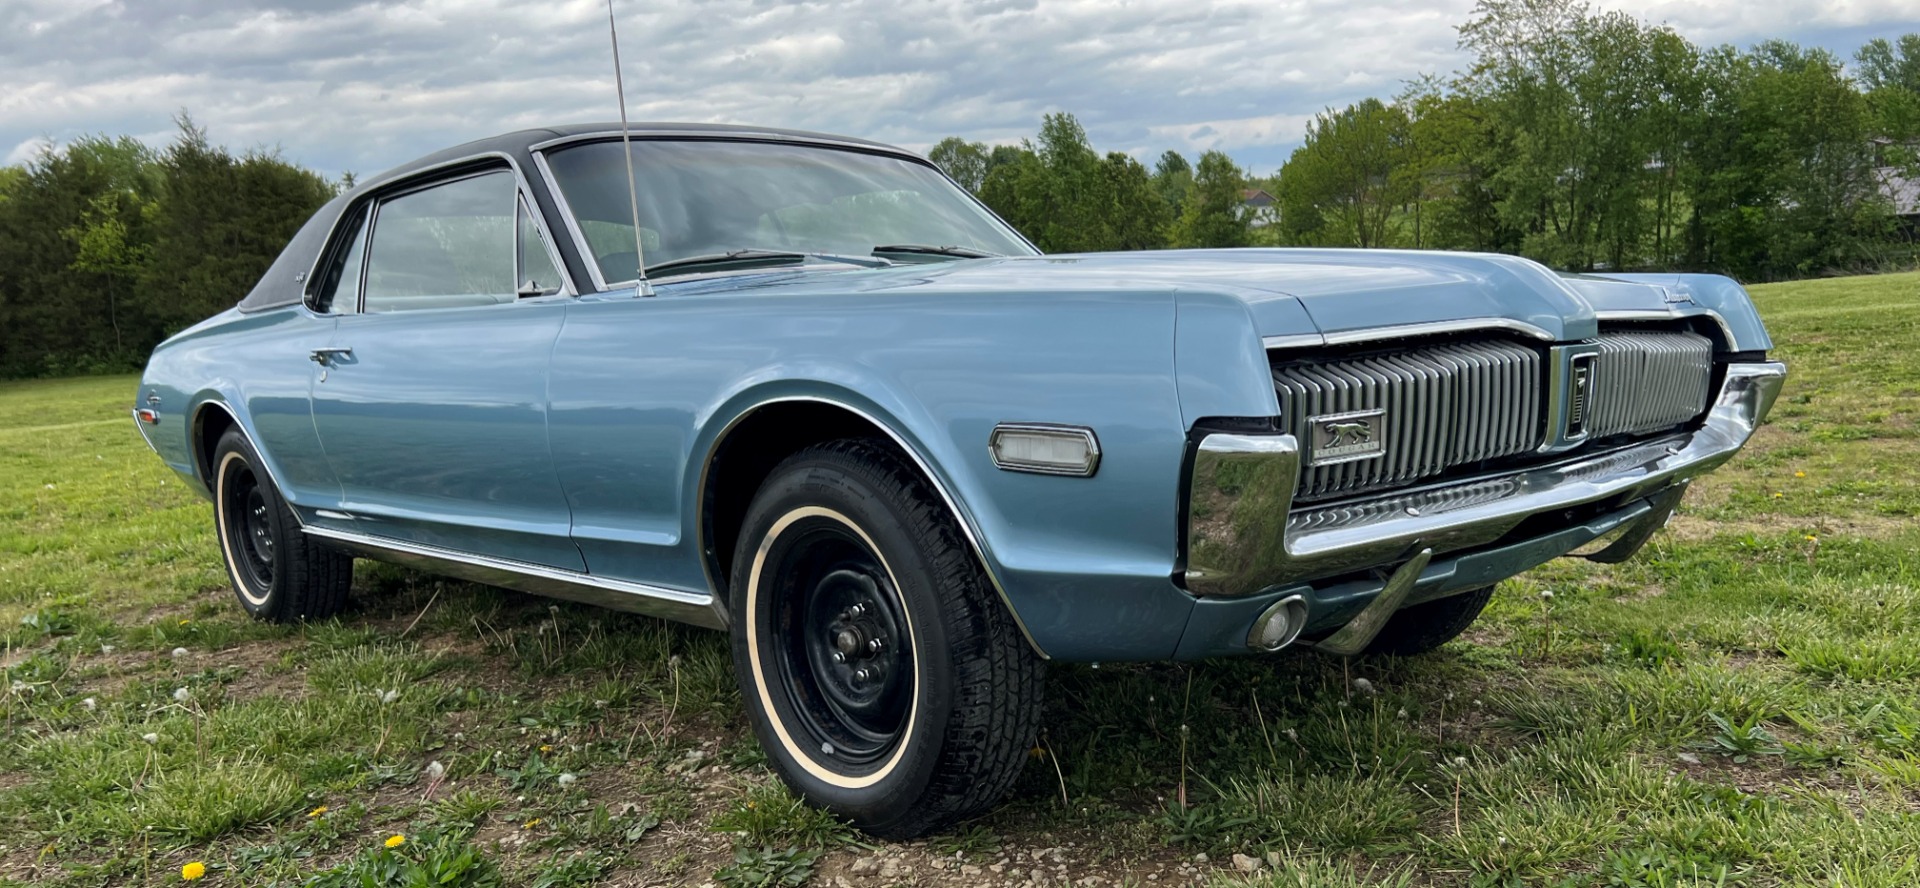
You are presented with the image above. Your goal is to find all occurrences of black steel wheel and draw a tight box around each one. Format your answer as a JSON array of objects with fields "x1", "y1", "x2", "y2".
[
  {"x1": 730, "y1": 439, "x2": 1044, "y2": 839},
  {"x1": 212, "y1": 427, "x2": 353, "y2": 622}
]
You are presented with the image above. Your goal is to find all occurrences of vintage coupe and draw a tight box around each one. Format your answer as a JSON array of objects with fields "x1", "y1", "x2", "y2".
[{"x1": 134, "y1": 123, "x2": 1783, "y2": 837}]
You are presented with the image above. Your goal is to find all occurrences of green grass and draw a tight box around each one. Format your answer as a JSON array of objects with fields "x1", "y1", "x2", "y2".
[{"x1": 3, "y1": 271, "x2": 1919, "y2": 885}]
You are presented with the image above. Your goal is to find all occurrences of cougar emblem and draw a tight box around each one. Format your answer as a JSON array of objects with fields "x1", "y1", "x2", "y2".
[
  {"x1": 1307, "y1": 409, "x2": 1387, "y2": 465},
  {"x1": 1322, "y1": 420, "x2": 1374, "y2": 447}
]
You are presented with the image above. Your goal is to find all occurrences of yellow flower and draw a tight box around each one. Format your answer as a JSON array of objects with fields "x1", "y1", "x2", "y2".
[
  {"x1": 539, "y1": 745, "x2": 552, "y2": 753},
  {"x1": 1794, "y1": 471, "x2": 1806, "y2": 478},
  {"x1": 307, "y1": 805, "x2": 327, "y2": 817},
  {"x1": 523, "y1": 818, "x2": 542, "y2": 829},
  {"x1": 1805, "y1": 535, "x2": 1818, "y2": 542},
  {"x1": 181, "y1": 861, "x2": 206, "y2": 881},
  {"x1": 179, "y1": 619, "x2": 191, "y2": 626},
  {"x1": 1772, "y1": 492, "x2": 1784, "y2": 498},
  {"x1": 384, "y1": 834, "x2": 406, "y2": 849}
]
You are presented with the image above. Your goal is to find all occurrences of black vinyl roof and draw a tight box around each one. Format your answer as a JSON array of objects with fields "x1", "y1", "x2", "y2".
[{"x1": 236, "y1": 123, "x2": 912, "y2": 312}]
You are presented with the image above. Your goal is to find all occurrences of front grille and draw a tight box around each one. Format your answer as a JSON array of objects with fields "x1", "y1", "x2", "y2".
[
  {"x1": 1273, "y1": 339, "x2": 1544, "y2": 501},
  {"x1": 1587, "y1": 331, "x2": 1714, "y2": 437}
]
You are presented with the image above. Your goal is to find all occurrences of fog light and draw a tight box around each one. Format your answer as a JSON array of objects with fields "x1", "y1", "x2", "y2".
[
  {"x1": 988, "y1": 424, "x2": 1100, "y2": 476},
  {"x1": 1247, "y1": 594, "x2": 1308, "y2": 652}
]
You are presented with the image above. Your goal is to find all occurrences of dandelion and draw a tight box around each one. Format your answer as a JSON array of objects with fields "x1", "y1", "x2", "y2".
[
  {"x1": 376, "y1": 689, "x2": 399, "y2": 704},
  {"x1": 425, "y1": 761, "x2": 445, "y2": 779},
  {"x1": 1540, "y1": 589, "x2": 1555, "y2": 600},
  {"x1": 173, "y1": 687, "x2": 191, "y2": 703},
  {"x1": 384, "y1": 834, "x2": 406, "y2": 849},
  {"x1": 1804, "y1": 535, "x2": 1818, "y2": 542},
  {"x1": 178, "y1": 619, "x2": 191, "y2": 626},
  {"x1": 1451, "y1": 756, "x2": 1468, "y2": 768},
  {"x1": 557, "y1": 772, "x2": 578, "y2": 788},
  {"x1": 181, "y1": 861, "x2": 206, "y2": 880},
  {"x1": 1282, "y1": 727, "x2": 1298, "y2": 742},
  {"x1": 1772, "y1": 492, "x2": 1784, "y2": 498},
  {"x1": 539, "y1": 744, "x2": 553, "y2": 753},
  {"x1": 8, "y1": 680, "x2": 28, "y2": 696},
  {"x1": 100, "y1": 644, "x2": 116, "y2": 655},
  {"x1": 81, "y1": 697, "x2": 97, "y2": 712},
  {"x1": 142, "y1": 733, "x2": 159, "y2": 744},
  {"x1": 171, "y1": 647, "x2": 189, "y2": 658},
  {"x1": 1794, "y1": 471, "x2": 1806, "y2": 478},
  {"x1": 307, "y1": 805, "x2": 327, "y2": 817},
  {"x1": 523, "y1": 818, "x2": 542, "y2": 829},
  {"x1": 1352, "y1": 677, "x2": 1376, "y2": 695},
  {"x1": 1396, "y1": 708, "x2": 1409, "y2": 719}
]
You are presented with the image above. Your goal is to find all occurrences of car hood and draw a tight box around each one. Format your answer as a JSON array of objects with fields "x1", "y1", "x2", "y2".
[{"x1": 660, "y1": 248, "x2": 1743, "y2": 345}]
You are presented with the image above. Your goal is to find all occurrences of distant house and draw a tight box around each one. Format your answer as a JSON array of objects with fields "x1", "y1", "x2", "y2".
[
  {"x1": 1871, "y1": 138, "x2": 1918, "y2": 226},
  {"x1": 1241, "y1": 188, "x2": 1277, "y2": 227}
]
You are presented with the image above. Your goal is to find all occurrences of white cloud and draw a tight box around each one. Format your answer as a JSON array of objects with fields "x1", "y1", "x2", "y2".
[{"x1": 0, "y1": 0, "x2": 1913, "y2": 178}]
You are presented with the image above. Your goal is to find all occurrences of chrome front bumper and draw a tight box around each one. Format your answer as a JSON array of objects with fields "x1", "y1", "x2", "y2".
[{"x1": 1184, "y1": 361, "x2": 1786, "y2": 597}]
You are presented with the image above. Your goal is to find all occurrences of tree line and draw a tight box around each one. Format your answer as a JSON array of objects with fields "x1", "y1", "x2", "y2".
[
  {"x1": 3, "y1": 0, "x2": 1915, "y2": 379},
  {"x1": 933, "y1": 0, "x2": 1919, "y2": 282},
  {"x1": 0, "y1": 119, "x2": 337, "y2": 378}
]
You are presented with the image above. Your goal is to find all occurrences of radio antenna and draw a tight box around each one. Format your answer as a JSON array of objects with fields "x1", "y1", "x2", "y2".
[{"x1": 606, "y1": 0, "x2": 653, "y2": 296}]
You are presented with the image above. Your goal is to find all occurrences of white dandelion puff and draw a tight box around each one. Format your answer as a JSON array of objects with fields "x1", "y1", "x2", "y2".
[
  {"x1": 142, "y1": 733, "x2": 159, "y2": 744},
  {"x1": 81, "y1": 697, "x2": 97, "y2": 711},
  {"x1": 1352, "y1": 677, "x2": 1376, "y2": 695},
  {"x1": 557, "y1": 772, "x2": 578, "y2": 788},
  {"x1": 425, "y1": 760, "x2": 446, "y2": 779},
  {"x1": 170, "y1": 647, "x2": 189, "y2": 658},
  {"x1": 172, "y1": 687, "x2": 191, "y2": 702}
]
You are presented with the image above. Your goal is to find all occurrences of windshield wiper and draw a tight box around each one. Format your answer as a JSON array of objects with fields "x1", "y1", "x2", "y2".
[
  {"x1": 871, "y1": 244, "x2": 1000, "y2": 261},
  {"x1": 645, "y1": 249, "x2": 892, "y2": 280}
]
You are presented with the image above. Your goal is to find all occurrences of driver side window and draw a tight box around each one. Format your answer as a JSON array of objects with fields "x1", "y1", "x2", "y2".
[{"x1": 364, "y1": 171, "x2": 516, "y2": 313}]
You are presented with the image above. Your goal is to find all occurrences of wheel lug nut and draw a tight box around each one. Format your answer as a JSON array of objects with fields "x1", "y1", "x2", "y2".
[
  {"x1": 853, "y1": 668, "x2": 871, "y2": 682},
  {"x1": 831, "y1": 651, "x2": 846, "y2": 664},
  {"x1": 867, "y1": 638, "x2": 884, "y2": 653},
  {"x1": 849, "y1": 603, "x2": 865, "y2": 617}
]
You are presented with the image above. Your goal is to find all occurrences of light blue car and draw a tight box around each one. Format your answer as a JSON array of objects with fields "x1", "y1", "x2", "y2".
[{"x1": 134, "y1": 123, "x2": 1784, "y2": 836}]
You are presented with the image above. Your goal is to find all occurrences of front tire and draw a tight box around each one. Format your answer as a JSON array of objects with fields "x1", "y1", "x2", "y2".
[
  {"x1": 729, "y1": 439, "x2": 1044, "y2": 838},
  {"x1": 1363, "y1": 584, "x2": 1494, "y2": 656},
  {"x1": 212, "y1": 428, "x2": 353, "y2": 622}
]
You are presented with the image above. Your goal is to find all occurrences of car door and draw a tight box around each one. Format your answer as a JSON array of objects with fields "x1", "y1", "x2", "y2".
[{"x1": 307, "y1": 166, "x2": 584, "y2": 570}]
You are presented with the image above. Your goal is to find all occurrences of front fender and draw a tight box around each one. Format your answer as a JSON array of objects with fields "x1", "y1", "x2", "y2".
[{"x1": 679, "y1": 293, "x2": 1200, "y2": 661}]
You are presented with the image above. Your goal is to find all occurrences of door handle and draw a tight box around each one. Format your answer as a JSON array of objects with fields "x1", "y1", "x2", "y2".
[{"x1": 310, "y1": 347, "x2": 354, "y2": 365}]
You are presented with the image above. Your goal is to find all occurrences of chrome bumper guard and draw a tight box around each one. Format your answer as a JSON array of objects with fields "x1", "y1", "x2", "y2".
[{"x1": 1184, "y1": 362, "x2": 1786, "y2": 598}]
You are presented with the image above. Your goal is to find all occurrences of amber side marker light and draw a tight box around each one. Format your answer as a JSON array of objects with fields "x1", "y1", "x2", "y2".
[{"x1": 135, "y1": 409, "x2": 160, "y2": 424}]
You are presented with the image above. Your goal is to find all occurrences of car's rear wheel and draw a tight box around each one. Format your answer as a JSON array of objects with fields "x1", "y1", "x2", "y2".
[
  {"x1": 729, "y1": 439, "x2": 1044, "y2": 838},
  {"x1": 1363, "y1": 584, "x2": 1495, "y2": 656},
  {"x1": 213, "y1": 428, "x2": 353, "y2": 622}
]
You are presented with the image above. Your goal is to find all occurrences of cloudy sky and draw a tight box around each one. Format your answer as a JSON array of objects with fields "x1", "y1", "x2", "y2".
[{"x1": 3, "y1": 0, "x2": 1917, "y2": 179}]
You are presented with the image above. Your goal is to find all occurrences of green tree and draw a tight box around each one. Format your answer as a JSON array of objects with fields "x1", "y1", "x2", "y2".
[
  {"x1": 1275, "y1": 98, "x2": 1413, "y2": 247},
  {"x1": 928, "y1": 137, "x2": 991, "y2": 193},
  {"x1": 1170, "y1": 150, "x2": 1251, "y2": 248}
]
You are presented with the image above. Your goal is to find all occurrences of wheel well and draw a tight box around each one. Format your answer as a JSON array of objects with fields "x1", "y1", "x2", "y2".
[
  {"x1": 702, "y1": 401, "x2": 913, "y2": 594},
  {"x1": 193, "y1": 403, "x2": 237, "y2": 492}
]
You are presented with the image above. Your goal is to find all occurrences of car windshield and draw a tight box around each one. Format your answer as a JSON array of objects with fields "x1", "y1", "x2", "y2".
[{"x1": 542, "y1": 139, "x2": 1037, "y2": 286}]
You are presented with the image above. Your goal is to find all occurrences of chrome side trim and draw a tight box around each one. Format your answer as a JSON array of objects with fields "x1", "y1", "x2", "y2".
[
  {"x1": 1319, "y1": 317, "x2": 1558, "y2": 346},
  {"x1": 304, "y1": 526, "x2": 724, "y2": 629},
  {"x1": 696, "y1": 395, "x2": 1049, "y2": 658},
  {"x1": 531, "y1": 150, "x2": 617, "y2": 293},
  {"x1": 1185, "y1": 362, "x2": 1785, "y2": 597}
]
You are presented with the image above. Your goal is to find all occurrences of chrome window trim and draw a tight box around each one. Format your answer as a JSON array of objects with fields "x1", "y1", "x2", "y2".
[
  {"x1": 301, "y1": 150, "x2": 578, "y2": 311},
  {"x1": 302, "y1": 525, "x2": 723, "y2": 629},
  {"x1": 695, "y1": 395, "x2": 1049, "y2": 658},
  {"x1": 515, "y1": 193, "x2": 569, "y2": 297},
  {"x1": 532, "y1": 149, "x2": 618, "y2": 292}
]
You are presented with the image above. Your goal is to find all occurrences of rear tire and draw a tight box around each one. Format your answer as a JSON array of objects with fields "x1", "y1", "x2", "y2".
[
  {"x1": 729, "y1": 439, "x2": 1044, "y2": 839},
  {"x1": 212, "y1": 428, "x2": 353, "y2": 622},
  {"x1": 1363, "y1": 584, "x2": 1494, "y2": 657}
]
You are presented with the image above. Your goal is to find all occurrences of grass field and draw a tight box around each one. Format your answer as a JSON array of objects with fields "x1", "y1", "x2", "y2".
[{"x1": 2, "y1": 272, "x2": 1918, "y2": 888}]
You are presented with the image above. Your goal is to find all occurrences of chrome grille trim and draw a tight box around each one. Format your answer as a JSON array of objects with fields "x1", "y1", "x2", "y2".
[
  {"x1": 1273, "y1": 339, "x2": 1544, "y2": 501},
  {"x1": 1588, "y1": 331, "x2": 1714, "y2": 438}
]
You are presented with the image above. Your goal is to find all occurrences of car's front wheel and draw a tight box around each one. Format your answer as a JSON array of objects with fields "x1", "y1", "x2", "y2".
[
  {"x1": 729, "y1": 439, "x2": 1044, "y2": 838},
  {"x1": 212, "y1": 428, "x2": 353, "y2": 622}
]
